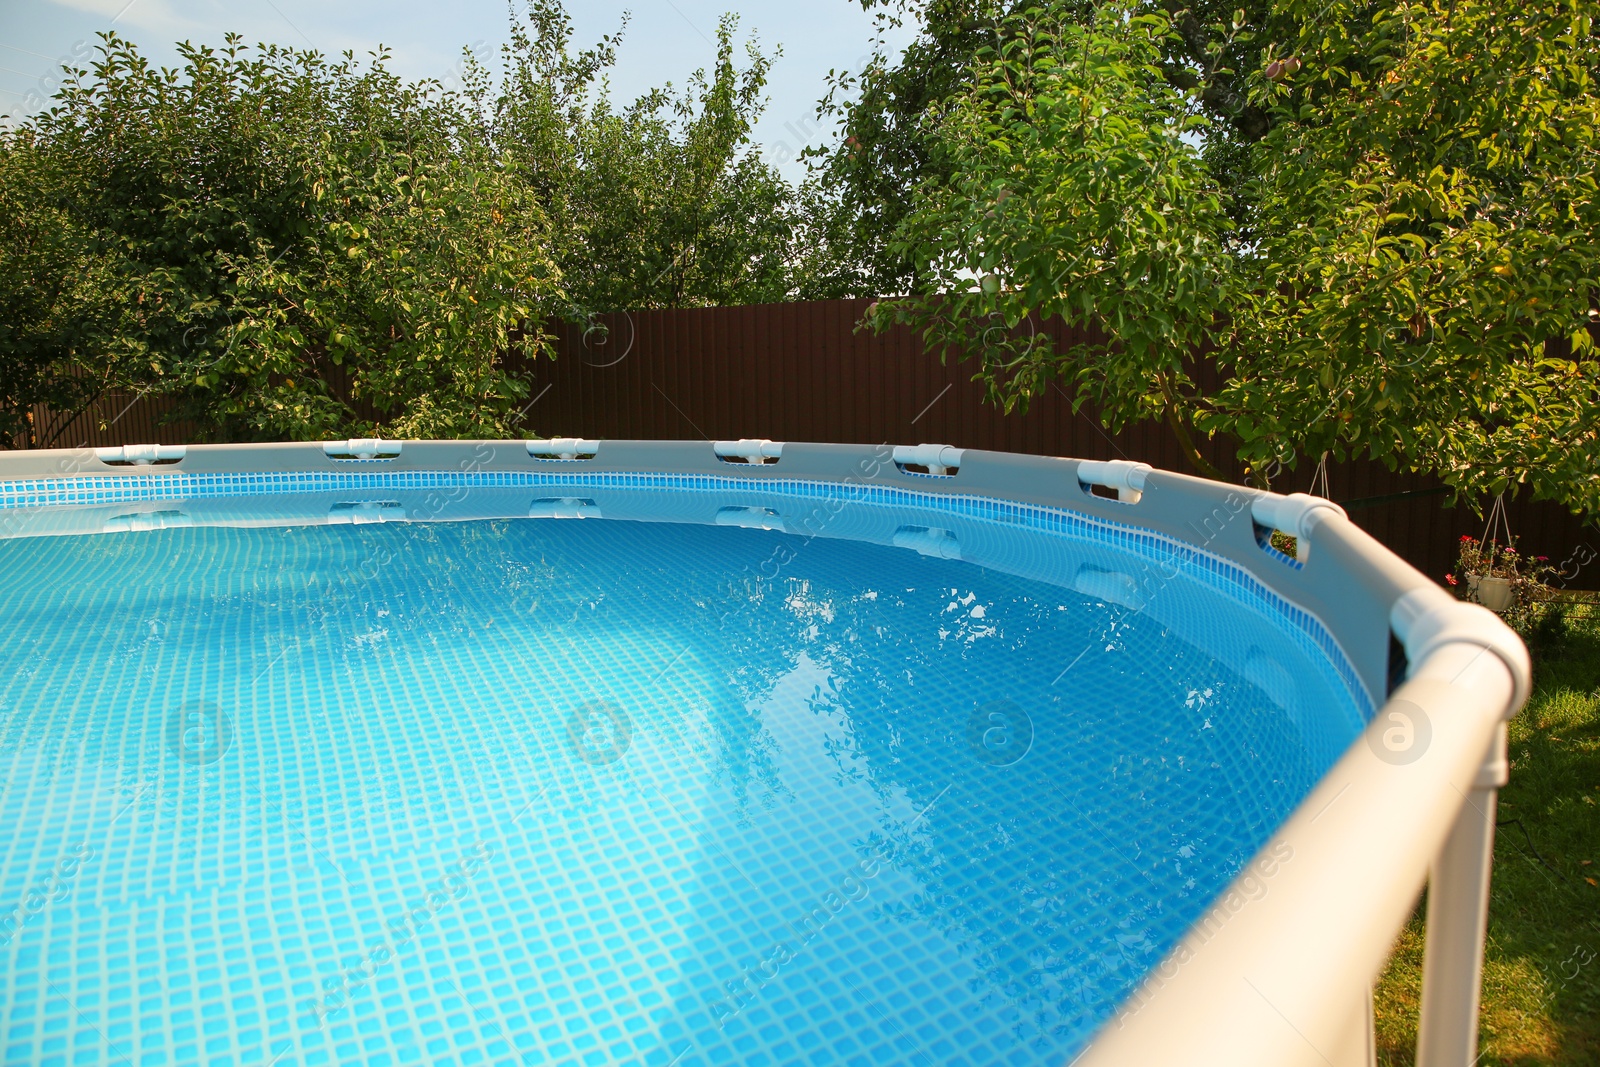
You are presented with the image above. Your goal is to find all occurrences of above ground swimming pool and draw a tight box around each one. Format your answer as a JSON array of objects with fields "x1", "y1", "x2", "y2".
[{"x1": 0, "y1": 441, "x2": 1529, "y2": 1067}]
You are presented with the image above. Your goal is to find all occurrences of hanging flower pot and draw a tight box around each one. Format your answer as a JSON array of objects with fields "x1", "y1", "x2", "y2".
[
  {"x1": 1450, "y1": 493, "x2": 1555, "y2": 630},
  {"x1": 1475, "y1": 575, "x2": 1514, "y2": 612}
]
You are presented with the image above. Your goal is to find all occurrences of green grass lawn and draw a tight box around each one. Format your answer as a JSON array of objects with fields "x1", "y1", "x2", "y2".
[{"x1": 1375, "y1": 608, "x2": 1600, "y2": 1065}]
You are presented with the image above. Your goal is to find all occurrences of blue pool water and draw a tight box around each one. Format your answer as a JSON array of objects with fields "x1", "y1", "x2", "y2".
[{"x1": 0, "y1": 477, "x2": 1366, "y2": 1067}]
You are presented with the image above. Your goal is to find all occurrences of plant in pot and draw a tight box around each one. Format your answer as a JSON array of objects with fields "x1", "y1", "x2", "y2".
[
  {"x1": 1449, "y1": 534, "x2": 1553, "y2": 630},
  {"x1": 1447, "y1": 493, "x2": 1555, "y2": 630}
]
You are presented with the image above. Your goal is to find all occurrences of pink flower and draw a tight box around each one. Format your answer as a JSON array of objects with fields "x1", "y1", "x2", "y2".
[{"x1": 1445, "y1": 574, "x2": 1458, "y2": 586}]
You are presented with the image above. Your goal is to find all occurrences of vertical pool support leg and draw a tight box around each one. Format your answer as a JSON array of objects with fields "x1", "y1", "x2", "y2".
[{"x1": 1416, "y1": 722, "x2": 1508, "y2": 1067}]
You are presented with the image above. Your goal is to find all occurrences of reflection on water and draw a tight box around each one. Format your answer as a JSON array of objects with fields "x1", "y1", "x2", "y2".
[{"x1": 0, "y1": 494, "x2": 1361, "y2": 1066}]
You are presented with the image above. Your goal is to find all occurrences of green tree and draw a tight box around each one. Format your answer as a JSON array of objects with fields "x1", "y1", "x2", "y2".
[
  {"x1": 487, "y1": 1, "x2": 798, "y2": 311},
  {"x1": 806, "y1": 0, "x2": 1288, "y2": 296},
  {"x1": 1215, "y1": 0, "x2": 1600, "y2": 508},
  {"x1": 867, "y1": 4, "x2": 1239, "y2": 476},
  {"x1": 802, "y1": 0, "x2": 1024, "y2": 296},
  {"x1": 0, "y1": 1, "x2": 809, "y2": 446},
  {"x1": 867, "y1": 0, "x2": 1600, "y2": 513},
  {"x1": 0, "y1": 33, "x2": 567, "y2": 442},
  {"x1": 0, "y1": 127, "x2": 125, "y2": 447}
]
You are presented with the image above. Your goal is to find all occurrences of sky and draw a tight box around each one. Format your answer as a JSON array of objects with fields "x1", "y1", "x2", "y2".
[{"x1": 0, "y1": 0, "x2": 917, "y2": 184}]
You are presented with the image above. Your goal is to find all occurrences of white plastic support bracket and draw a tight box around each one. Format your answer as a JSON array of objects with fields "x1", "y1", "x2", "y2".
[
  {"x1": 323, "y1": 439, "x2": 401, "y2": 460},
  {"x1": 891, "y1": 525, "x2": 962, "y2": 560},
  {"x1": 1251, "y1": 492, "x2": 1347, "y2": 561},
  {"x1": 1390, "y1": 585, "x2": 1533, "y2": 717},
  {"x1": 103, "y1": 509, "x2": 192, "y2": 532},
  {"x1": 892, "y1": 443, "x2": 964, "y2": 476},
  {"x1": 715, "y1": 505, "x2": 787, "y2": 532},
  {"x1": 1076, "y1": 460, "x2": 1152, "y2": 504},
  {"x1": 1073, "y1": 565, "x2": 1148, "y2": 611},
  {"x1": 713, "y1": 439, "x2": 783, "y2": 464},
  {"x1": 94, "y1": 444, "x2": 186, "y2": 466},
  {"x1": 327, "y1": 500, "x2": 404, "y2": 525},
  {"x1": 526, "y1": 438, "x2": 598, "y2": 460},
  {"x1": 527, "y1": 497, "x2": 601, "y2": 519}
]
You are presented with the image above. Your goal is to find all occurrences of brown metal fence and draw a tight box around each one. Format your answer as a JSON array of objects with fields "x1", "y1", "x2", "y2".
[
  {"x1": 30, "y1": 389, "x2": 199, "y2": 450},
  {"x1": 22, "y1": 297, "x2": 1597, "y2": 586}
]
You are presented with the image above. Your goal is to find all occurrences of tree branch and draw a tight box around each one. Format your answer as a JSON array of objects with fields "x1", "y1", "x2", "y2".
[{"x1": 1158, "y1": 372, "x2": 1224, "y2": 480}]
